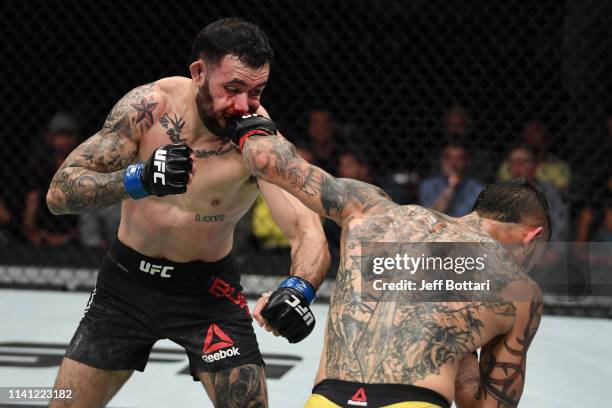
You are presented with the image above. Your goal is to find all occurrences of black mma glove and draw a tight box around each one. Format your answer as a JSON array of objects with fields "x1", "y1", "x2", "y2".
[
  {"x1": 124, "y1": 143, "x2": 192, "y2": 199},
  {"x1": 260, "y1": 276, "x2": 316, "y2": 343},
  {"x1": 224, "y1": 113, "x2": 277, "y2": 152}
]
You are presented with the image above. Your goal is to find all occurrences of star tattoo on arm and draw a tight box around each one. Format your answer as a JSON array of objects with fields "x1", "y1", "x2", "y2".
[{"x1": 131, "y1": 97, "x2": 158, "y2": 124}]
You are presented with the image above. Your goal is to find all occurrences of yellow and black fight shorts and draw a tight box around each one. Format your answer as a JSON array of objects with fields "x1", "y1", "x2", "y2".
[{"x1": 304, "y1": 379, "x2": 450, "y2": 408}]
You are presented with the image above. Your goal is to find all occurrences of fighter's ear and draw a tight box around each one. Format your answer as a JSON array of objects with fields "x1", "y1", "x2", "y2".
[
  {"x1": 522, "y1": 226, "x2": 544, "y2": 246},
  {"x1": 189, "y1": 60, "x2": 206, "y2": 83}
]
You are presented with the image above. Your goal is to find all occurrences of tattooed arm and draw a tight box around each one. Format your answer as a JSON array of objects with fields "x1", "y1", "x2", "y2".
[
  {"x1": 46, "y1": 83, "x2": 160, "y2": 214},
  {"x1": 455, "y1": 287, "x2": 543, "y2": 408},
  {"x1": 242, "y1": 135, "x2": 394, "y2": 224}
]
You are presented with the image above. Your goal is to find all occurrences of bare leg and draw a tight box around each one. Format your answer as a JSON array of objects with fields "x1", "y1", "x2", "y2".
[
  {"x1": 198, "y1": 364, "x2": 267, "y2": 408},
  {"x1": 49, "y1": 357, "x2": 133, "y2": 408}
]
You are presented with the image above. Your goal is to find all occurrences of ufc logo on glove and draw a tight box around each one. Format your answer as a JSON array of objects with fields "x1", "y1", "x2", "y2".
[
  {"x1": 124, "y1": 143, "x2": 192, "y2": 199},
  {"x1": 285, "y1": 295, "x2": 315, "y2": 326},
  {"x1": 260, "y1": 276, "x2": 317, "y2": 343},
  {"x1": 153, "y1": 149, "x2": 167, "y2": 185}
]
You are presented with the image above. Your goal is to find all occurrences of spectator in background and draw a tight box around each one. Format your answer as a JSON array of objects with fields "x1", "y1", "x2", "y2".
[
  {"x1": 444, "y1": 104, "x2": 471, "y2": 138},
  {"x1": 338, "y1": 149, "x2": 405, "y2": 203},
  {"x1": 0, "y1": 197, "x2": 13, "y2": 245},
  {"x1": 295, "y1": 141, "x2": 315, "y2": 163},
  {"x1": 79, "y1": 205, "x2": 121, "y2": 249},
  {"x1": 419, "y1": 142, "x2": 484, "y2": 216},
  {"x1": 498, "y1": 119, "x2": 571, "y2": 190},
  {"x1": 338, "y1": 149, "x2": 374, "y2": 184},
  {"x1": 575, "y1": 171, "x2": 612, "y2": 242},
  {"x1": 571, "y1": 114, "x2": 612, "y2": 230},
  {"x1": 250, "y1": 143, "x2": 317, "y2": 250},
  {"x1": 506, "y1": 144, "x2": 569, "y2": 242},
  {"x1": 306, "y1": 109, "x2": 338, "y2": 174},
  {"x1": 22, "y1": 113, "x2": 80, "y2": 246},
  {"x1": 251, "y1": 196, "x2": 290, "y2": 249},
  {"x1": 439, "y1": 104, "x2": 494, "y2": 180}
]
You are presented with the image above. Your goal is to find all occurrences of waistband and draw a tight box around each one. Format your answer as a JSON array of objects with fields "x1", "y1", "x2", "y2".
[
  {"x1": 312, "y1": 379, "x2": 450, "y2": 408},
  {"x1": 107, "y1": 238, "x2": 237, "y2": 282}
]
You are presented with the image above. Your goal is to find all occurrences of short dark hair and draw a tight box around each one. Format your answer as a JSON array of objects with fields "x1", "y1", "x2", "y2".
[
  {"x1": 191, "y1": 18, "x2": 274, "y2": 68},
  {"x1": 472, "y1": 178, "x2": 552, "y2": 240}
]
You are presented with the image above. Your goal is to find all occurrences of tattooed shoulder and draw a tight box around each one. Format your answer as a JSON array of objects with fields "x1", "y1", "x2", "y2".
[{"x1": 102, "y1": 82, "x2": 162, "y2": 140}]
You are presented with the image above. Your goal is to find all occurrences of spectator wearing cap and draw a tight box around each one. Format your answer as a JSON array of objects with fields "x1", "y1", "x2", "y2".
[
  {"x1": 419, "y1": 142, "x2": 484, "y2": 216},
  {"x1": 22, "y1": 113, "x2": 80, "y2": 246}
]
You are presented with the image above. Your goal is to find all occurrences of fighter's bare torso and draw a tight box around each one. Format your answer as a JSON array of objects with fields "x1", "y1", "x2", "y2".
[{"x1": 119, "y1": 77, "x2": 259, "y2": 261}]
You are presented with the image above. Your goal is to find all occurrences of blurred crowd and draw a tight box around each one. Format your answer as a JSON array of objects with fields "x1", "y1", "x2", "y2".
[{"x1": 1, "y1": 106, "x2": 611, "y2": 260}]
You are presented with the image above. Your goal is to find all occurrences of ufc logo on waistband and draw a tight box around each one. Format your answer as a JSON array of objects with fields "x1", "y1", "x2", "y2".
[
  {"x1": 153, "y1": 149, "x2": 167, "y2": 185},
  {"x1": 140, "y1": 260, "x2": 174, "y2": 278},
  {"x1": 285, "y1": 295, "x2": 314, "y2": 326}
]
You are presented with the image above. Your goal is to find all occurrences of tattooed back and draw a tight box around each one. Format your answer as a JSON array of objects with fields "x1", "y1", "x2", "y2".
[{"x1": 320, "y1": 204, "x2": 535, "y2": 402}]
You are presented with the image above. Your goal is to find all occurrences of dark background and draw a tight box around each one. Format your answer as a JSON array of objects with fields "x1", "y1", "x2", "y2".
[
  {"x1": 0, "y1": 1, "x2": 611, "y2": 314},
  {"x1": 3, "y1": 0, "x2": 611, "y2": 170}
]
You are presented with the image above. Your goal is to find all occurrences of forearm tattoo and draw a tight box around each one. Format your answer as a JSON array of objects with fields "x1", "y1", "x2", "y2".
[
  {"x1": 48, "y1": 83, "x2": 156, "y2": 214},
  {"x1": 243, "y1": 135, "x2": 394, "y2": 221},
  {"x1": 476, "y1": 299, "x2": 543, "y2": 407}
]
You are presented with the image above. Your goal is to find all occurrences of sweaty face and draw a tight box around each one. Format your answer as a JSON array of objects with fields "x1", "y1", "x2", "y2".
[{"x1": 195, "y1": 55, "x2": 269, "y2": 137}]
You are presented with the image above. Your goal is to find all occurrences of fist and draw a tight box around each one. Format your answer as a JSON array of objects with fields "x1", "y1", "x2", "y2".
[
  {"x1": 141, "y1": 144, "x2": 193, "y2": 196},
  {"x1": 224, "y1": 114, "x2": 277, "y2": 152},
  {"x1": 124, "y1": 143, "x2": 193, "y2": 199},
  {"x1": 255, "y1": 277, "x2": 317, "y2": 343}
]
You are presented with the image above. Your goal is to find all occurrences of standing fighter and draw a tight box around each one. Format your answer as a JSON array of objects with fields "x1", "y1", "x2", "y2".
[
  {"x1": 226, "y1": 121, "x2": 549, "y2": 408},
  {"x1": 46, "y1": 18, "x2": 329, "y2": 407}
]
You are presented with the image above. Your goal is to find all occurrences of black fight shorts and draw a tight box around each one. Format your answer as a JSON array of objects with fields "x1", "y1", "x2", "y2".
[
  {"x1": 65, "y1": 238, "x2": 264, "y2": 379},
  {"x1": 306, "y1": 379, "x2": 451, "y2": 408}
]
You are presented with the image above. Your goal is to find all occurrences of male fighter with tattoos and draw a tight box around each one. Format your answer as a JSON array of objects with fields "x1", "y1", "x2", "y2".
[
  {"x1": 46, "y1": 19, "x2": 329, "y2": 408},
  {"x1": 225, "y1": 117, "x2": 550, "y2": 408}
]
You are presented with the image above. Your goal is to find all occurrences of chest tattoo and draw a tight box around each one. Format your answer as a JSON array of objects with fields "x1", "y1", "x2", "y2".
[
  {"x1": 160, "y1": 113, "x2": 187, "y2": 144},
  {"x1": 160, "y1": 112, "x2": 237, "y2": 158},
  {"x1": 193, "y1": 143, "x2": 237, "y2": 158}
]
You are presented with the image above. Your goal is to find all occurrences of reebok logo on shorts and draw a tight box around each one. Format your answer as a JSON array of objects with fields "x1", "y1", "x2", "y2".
[
  {"x1": 347, "y1": 387, "x2": 368, "y2": 406},
  {"x1": 201, "y1": 324, "x2": 240, "y2": 363}
]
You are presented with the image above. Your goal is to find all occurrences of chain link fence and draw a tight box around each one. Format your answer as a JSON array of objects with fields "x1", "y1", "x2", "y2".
[{"x1": 1, "y1": 0, "x2": 611, "y2": 315}]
